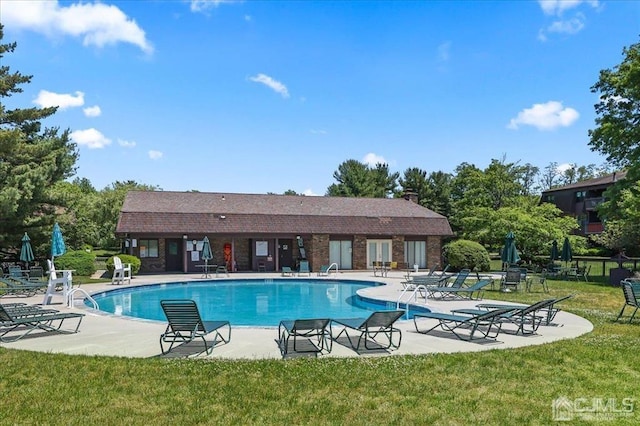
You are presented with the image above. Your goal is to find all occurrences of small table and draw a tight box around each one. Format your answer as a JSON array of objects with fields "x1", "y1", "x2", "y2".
[{"x1": 196, "y1": 264, "x2": 217, "y2": 278}]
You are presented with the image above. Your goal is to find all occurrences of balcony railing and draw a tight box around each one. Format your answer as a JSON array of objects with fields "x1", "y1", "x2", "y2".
[
  {"x1": 584, "y1": 197, "x2": 605, "y2": 210},
  {"x1": 586, "y1": 222, "x2": 604, "y2": 234}
]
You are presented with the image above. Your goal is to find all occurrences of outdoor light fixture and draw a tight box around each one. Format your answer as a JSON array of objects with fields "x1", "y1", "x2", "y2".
[
  {"x1": 192, "y1": 240, "x2": 197, "y2": 246},
  {"x1": 219, "y1": 215, "x2": 226, "y2": 219},
  {"x1": 182, "y1": 234, "x2": 188, "y2": 240}
]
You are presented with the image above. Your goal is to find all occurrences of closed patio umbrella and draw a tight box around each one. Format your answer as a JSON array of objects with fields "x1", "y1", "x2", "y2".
[
  {"x1": 51, "y1": 222, "x2": 66, "y2": 262},
  {"x1": 561, "y1": 237, "x2": 572, "y2": 266},
  {"x1": 20, "y1": 232, "x2": 34, "y2": 267},
  {"x1": 501, "y1": 231, "x2": 520, "y2": 269},
  {"x1": 550, "y1": 240, "x2": 560, "y2": 262},
  {"x1": 202, "y1": 236, "x2": 213, "y2": 269}
]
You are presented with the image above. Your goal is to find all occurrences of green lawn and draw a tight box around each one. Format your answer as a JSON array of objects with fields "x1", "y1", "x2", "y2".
[{"x1": 1, "y1": 277, "x2": 639, "y2": 424}]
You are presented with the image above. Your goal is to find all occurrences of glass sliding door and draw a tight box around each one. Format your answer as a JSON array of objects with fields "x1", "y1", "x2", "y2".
[
  {"x1": 404, "y1": 240, "x2": 427, "y2": 269},
  {"x1": 329, "y1": 240, "x2": 352, "y2": 270}
]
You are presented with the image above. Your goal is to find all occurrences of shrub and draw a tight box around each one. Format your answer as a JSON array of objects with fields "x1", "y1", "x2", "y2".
[
  {"x1": 105, "y1": 254, "x2": 141, "y2": 276},
  {"x1": 55, "y1": 250, "x2": 97, "y2": 276},
  {"x1": 443, "y1": 239, "x2": 491, "y2": 272}
]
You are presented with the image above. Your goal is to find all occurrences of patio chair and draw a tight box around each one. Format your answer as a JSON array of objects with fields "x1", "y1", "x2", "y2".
[
  {"x1": 298, "y1": 260, "x2": 311, "y2": 277},
  {"x1": 0, "y1": 277, "x2": 46, "y2": 298},
  {"x1": 0, "y1": 303, "x2": 84, "y2": 343},
  {"x1": 501, "y1": 268, "x2": 522, "y2": 291},
  {"x1": 526, "y1": 269, "x2": 549, "y2": 293},
  {"x1": 616, "y1": 281, "x2": 640, "y2": 323},
  {"x1": 159, "y1": 299, "x2": 231, "y2": 355},
  {"x1": 281, "y1": 266, "x2": 293, "y2": 277},
  {"x1": 111, "y1": 256, "x2": 132, "y2": 285},
  {"x1": 413, "y1": 308, "x2": 516, "y2": 341},
  {"x1": 452, "y1": 299, "x2": 558, "y2": 335},
  {"x1": 578, "y1": 265, "x2": 591, "y2": 282},
  {"x1": 424, "y1": 279, "x2": 492, "y2": 301},
  {"x1": 215, "y1": 265, "x2": 229, "y2": 277},
  {"x1": 475, "y1": 294, "x2": 574, "y2": 326},
  {"x1": 28, "y1": 266, "x2": 45, "y2": 283},
  {"x1": 317, "y1": 265, "x2": 330, "y2": 276},
  {"x1": 277, "y1": 318, "x2": 331, "y2": 357},
  {"x1": 331, "y1": 310, "x2": 404, "y2": 351}
]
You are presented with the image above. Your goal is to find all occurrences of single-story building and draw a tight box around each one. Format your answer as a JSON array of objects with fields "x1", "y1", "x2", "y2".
[{"x1": 115, "y1": 191, "x2": 454, "y2": 273}]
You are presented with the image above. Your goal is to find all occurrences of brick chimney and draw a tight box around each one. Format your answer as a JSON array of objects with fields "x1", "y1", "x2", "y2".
[{"x1": 403, "y1": 189, "x2": 419, "y2": 203}]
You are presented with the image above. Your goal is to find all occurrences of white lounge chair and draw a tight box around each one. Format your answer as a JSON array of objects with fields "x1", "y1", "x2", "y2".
[{"x1": 112, "y1": 256, "x2": 132, "y2": 285}]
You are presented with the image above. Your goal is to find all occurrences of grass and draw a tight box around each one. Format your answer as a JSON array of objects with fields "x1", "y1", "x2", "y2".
[{"x1": 2, "y1": 277, "x2": 640, "y2": 424}]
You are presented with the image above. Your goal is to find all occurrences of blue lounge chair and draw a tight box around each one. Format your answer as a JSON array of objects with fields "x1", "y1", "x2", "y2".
[
  {"x1": 278, "y1": 318, "x2": 331, "y2": 357},
  {"x1": 0, "y1": 277, "x2": 46, "y2": 298},
  {"x1": 0, "y1": 303, "x2": 84, "y2": 343},
  {"x1": 425, "y1": 279, "x2": 492, "y2": 301},
  {"x1": 159, "y1": 300, "x2": 231, "y2": 355},
  {"x1": 452, "y1": 299, "x2": 558, "y2": 335},
  {"x1": 298, "y1": 260, "x2": 311, "y2": 277},
  {"x1": 281, "y1": 266, "x2": 293, "y2": 277},
  {"x1": 476, "y1": 294, "x2": 573, "y2": 326},
  {"x1": 331, "y1": 310, "x2": 404, "y2": 351},
  {"x1": 413, "y1": 308, "x2": 516, "y2": 341}
]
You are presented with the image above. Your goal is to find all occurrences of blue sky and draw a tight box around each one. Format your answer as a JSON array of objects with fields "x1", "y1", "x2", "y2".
[{"x1": 3, "y1": 1, "x2": 639, "y2": 195}]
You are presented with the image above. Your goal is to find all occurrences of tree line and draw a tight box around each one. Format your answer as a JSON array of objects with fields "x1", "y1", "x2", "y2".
[{"x1": 2, "y1": 24, "x2": 639, "y2": 262}]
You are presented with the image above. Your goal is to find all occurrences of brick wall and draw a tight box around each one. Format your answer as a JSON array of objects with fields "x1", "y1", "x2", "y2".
[
  {"x1": 352, "y1": 235, "x2": 368, "y2": 270},
  {"x1": 426, "y1": 236, "x2": 443, "y2": 269},
  {"x1": 310, "y1": 234, "x2": 329, "y2": 272}
]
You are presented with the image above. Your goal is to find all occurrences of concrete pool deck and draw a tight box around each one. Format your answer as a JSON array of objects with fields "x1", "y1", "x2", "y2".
[{"x1": 0, "y1": 271, "x2": 593, "y2": 359}]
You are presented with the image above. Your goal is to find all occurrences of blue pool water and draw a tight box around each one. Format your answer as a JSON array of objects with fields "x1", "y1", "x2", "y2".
[{"x1": 89, "y1": 279, "x2": 403, "y2": 326}]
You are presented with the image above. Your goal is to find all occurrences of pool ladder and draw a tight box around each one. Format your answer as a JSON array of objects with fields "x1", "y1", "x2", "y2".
[
  {"x1": 396, "y1": 285, "x2": 427, "y2": 316},
  {"x1": 67, "y1": 287, "x2": 99, "y2": 309},
  {"x1": 326, "y1": 263, "x2": 339, "y2": 276}
]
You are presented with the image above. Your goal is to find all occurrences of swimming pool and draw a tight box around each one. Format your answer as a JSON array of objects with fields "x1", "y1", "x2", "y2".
[{"x1": 89, "y1": 278, "x2": 404, "y2": 326}]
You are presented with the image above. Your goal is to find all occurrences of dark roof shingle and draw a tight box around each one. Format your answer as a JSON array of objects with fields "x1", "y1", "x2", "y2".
[{"x1": 116, "y1": 191, "x2": 453, "y2": 236}]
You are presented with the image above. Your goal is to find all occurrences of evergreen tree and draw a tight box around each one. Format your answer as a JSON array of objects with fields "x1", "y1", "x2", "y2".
[{"x1": 0, "y1": 25, "x2": 78, "y2": 259}]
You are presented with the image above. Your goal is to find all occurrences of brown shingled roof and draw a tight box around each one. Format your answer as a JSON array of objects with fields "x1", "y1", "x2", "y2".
[
  {"x1": 542, "y1": 170, "x2": 627, "y2": 194},
  {"x1": 116, "y1": 191, "x2": 453, "y2": 236}
]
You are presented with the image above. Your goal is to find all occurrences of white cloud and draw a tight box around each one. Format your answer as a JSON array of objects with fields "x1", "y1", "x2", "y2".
[
  {"x1": 547, "y1": 14, "x2": 585, "y2": 34},
  {"x1": 362, "y1": 153, "x2": 387, "y2": 166},
  {"x1": 249, "y1": 73, "x2": 290, "y2": 98},
  {"x1": 148, "y1": 150, "x2": 163, "y2": 160},
  {"x1": 302, "y1": 189, "x2": 319, "y2": 196},
  {"x1": 244, "y1": 15, "x2": 253, "y2": 22},
  {"x1": 539, "y1": 0, "x2": 581, "y2": 15},
  {"x1": 310, "y1": 129, "x2": 327, "y2": 135},
  {"x1": 33, "y1": 90, "x2": 84, "y2": 110},
  {"x1": 118, "y1": 139, "x2": 136, "y2": 148},
  {"x1": 508, "y1": 101, "x2": 579, "y2": 131},
  {"x1": 70, "y1": 128, "x2": 111, "y2": 149},
  {"x1": 83, "y1": 105, "x2": 101, "y2": 117},
  {"x1": 437, "y1": 41, "x2": 452, "y2": 62},
  {"x1": 557, "y1": 163, "x2": 573, "y2": 173},
  {"x1": 2, "y1": 1, "x2": 153, "y2": 54},
  {"x1": 190, "y1": 0, "x2": 237, "y2": 13},
  {"x1": 537, "y1": 1, "x2": 599, "y2": 40}
]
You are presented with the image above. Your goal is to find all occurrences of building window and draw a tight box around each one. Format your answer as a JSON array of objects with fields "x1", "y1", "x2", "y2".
[
  {"x1": 575, "y1": 190, "x2": 586, "y2": 201},
  {"x1": 139, "y1": 239, "x2": 159, "y2": 258},
  {"x1": 404, "y1": 241, "x2": 427, "y2": 269}
]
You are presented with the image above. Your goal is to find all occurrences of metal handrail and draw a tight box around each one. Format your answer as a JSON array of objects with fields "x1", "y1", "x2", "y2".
[
  {"x1": 67, "y1": 287, "x2": 99, "y2": 310},
  {"x1": 396, "y1": 284, "x2": 428, "y2": 315},
  {"x1": 327, "y1": 263, "x2": 339, "y2": 275}
]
